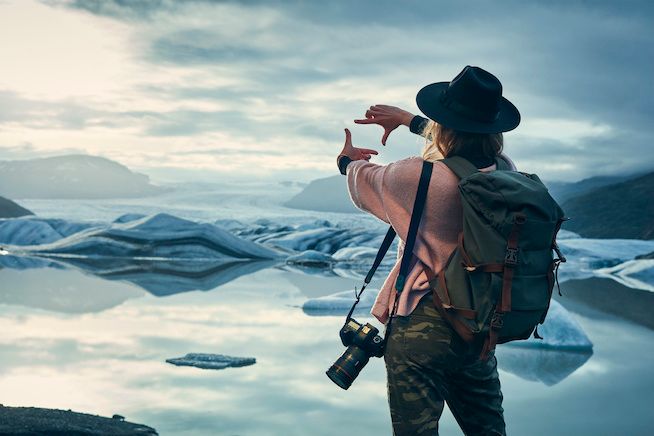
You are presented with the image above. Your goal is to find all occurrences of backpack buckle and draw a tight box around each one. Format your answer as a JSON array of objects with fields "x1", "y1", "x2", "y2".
[
  {"x1": 491, "y1": 312, "x2": 504, "y2": 330},
  {"x1": 505, "y1": 247, "x2": 519, "y2": 265}
]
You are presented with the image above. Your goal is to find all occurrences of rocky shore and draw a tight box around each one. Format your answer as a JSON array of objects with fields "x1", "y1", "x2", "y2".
[{"x1": 0, "y1": 405, "x2": 157, "y2": 436}]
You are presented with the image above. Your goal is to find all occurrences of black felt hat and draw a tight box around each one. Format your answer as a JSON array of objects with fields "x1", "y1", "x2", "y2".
[{"x1": 416, "y1": 66, "x2": 520, "y2": 134}]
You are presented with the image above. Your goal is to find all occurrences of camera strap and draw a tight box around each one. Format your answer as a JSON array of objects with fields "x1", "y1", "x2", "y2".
[{"x1": 345, "y1": 159, "x2": 434, "y2": 322}]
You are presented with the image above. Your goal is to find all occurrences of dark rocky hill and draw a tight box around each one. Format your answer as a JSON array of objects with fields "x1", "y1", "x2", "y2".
[
  {"x1": 0, "y1": 154, "x2": 166, "y2": 199},
  {"x1": 561, "y1": 171, "x2": 654, "y2": 239},
  {"x1": 545, "y1": 173, "x2": 644, "y2": 203},
  {"x1": 284, "y1": 174, "x2": 359, "y2": 213},
  {"x1": 0, "y1": 196, "x2": 33, "y2": 218}
]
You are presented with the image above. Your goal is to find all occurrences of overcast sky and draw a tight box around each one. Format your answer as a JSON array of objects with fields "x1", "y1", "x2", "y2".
[{"x1": 0, "y1": 0, "x2": 652, "y2": 183}]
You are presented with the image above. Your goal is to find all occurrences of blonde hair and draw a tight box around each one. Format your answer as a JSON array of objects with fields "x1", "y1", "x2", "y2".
[{"x1": 420, "y1": 120, "x2": 504, "y2": 163}]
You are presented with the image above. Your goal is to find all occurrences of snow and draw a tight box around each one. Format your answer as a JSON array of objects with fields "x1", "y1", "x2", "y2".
[
  {"x1": 302, "y1": 288, "x2": 378, "y2": 316},
  {"x1": 166, "y1": 353, "x2": 256, "y2": 370}
]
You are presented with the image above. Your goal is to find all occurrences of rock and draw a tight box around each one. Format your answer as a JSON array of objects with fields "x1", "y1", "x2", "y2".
[
  {"x1": 0, "y1": 196, "x2": 33, "y2": 218},
  {"x1": 0, "y1": 406, "x2": 157, "y2": 435},
  {"x1": 561, "y1": 171, "x2": 654, "y2": 239},
  {"x1": 284, "y1": 175, "x2": 360, "y2": 213}
]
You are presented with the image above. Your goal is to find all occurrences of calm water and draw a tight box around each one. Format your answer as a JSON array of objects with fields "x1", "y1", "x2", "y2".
[
  {"x1": 2, "y1": 184, "x2": 653, "y2": 435},
  {"x1": 1, "y1": 264, "x2": 653, "y2": 435}
]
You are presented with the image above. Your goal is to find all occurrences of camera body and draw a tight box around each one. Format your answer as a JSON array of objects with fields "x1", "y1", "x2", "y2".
[{"x1": 326, "y1": 318, "x2": 385, "y2": 390}]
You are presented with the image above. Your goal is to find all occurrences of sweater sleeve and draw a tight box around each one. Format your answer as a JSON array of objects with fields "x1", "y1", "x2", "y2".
[{"x1": 345, "y1": 160, "x2": 390, "y2": 224}]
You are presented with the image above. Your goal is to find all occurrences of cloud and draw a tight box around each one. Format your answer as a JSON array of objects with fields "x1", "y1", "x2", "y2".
[{"x1": 3, "y1": 0, "x2": 649, "y2": 182}]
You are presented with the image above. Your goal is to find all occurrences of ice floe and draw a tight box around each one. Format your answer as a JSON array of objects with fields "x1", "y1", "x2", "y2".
[
  {"x1": 302, "y1": 288, "x2": 379, "y2": 316},
  {"x1": 166, "y1": 353, "x2": 256, "y2": 370}
]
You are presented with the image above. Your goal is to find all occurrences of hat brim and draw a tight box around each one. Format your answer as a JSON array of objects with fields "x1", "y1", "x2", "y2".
[{"x1": 416, "y1": 82, "x2": 520, "y2": 134}]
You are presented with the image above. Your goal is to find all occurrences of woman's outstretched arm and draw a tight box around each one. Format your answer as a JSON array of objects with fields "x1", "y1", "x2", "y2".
[
  {"x1": 335, "y1": 129, "x2": 389, "y2": 223},
  {"x1": 354, "y1": 105, "x2": 429, "y2": 144}
]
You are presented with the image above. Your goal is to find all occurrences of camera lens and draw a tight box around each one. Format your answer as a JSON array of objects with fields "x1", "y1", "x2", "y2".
[{"x1": 326, "y1": 346, "x2": 370, "y2": 390}]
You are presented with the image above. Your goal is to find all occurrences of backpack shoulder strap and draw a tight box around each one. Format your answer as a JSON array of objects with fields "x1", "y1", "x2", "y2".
[
  {"x1": 441, "y1": 156, "x2": 478, "y2": 180},
  {"x1": 495, "y1": 155, "x2": 512, "y2": 171},
  {"x1": 395, "y1": 159, "x2": 433, "y2": 292}
]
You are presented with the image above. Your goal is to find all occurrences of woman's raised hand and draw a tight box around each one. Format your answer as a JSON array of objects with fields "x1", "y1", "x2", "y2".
[
  {"x1": 354, "y1": 105, "x2": 415, "y2": 145},
  {"x1": 339, "y1": 128, "x2": 378, "y2": 161}
]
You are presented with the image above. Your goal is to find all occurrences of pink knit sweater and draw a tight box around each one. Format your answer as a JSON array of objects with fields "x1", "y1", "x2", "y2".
[{"x1": 345, "y1": 154, "x2": 517, "y2": 324}]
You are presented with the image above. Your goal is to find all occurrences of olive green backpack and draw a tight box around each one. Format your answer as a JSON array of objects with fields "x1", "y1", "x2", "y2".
[
  {"x1": 418, "y1": 156, "x2": 568, "y2": 359},
  {"x1": 353, "y1": 155, "x2": 568, "y2": 360}
]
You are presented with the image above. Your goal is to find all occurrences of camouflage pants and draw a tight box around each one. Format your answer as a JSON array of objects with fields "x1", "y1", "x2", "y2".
[{"x1": 383, "y1": 294, "x2": 506, "y2": 436}]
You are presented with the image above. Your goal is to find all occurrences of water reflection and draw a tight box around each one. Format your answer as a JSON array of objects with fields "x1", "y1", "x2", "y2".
[
  {"x1": 495, "y1": 346, "x2": 593, "y2": 386},
  {"x1": 1, "y1": 255, "x2": 280, "y2": 297},
  {"x1": 0, "y1": 262, "x2": 652, "y2": 435}
]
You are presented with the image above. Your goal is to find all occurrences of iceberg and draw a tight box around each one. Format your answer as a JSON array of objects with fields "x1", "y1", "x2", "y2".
[
  {"x1": 594, "y1": 259, "x2": 654, "y2": 292},
  {"x1": 302, "y1": 288, "x2": 379, "y2": 316},
  {"x1": 556, "y1": 237, "x2": 654, "y2": 283},
  {"x1": 13, "y1": 213, "x2": 283, "y2": 261},
  {"x1": 506, "y1": 300, "x2": 593, "y2": 351},
  {"x1": 286, "y1": 250, "x2": 335, "y2": 267},
  {"x1": 166, "y1": 353, "x2": 256, "y2": 370},
  {"x1": 0, "y1": 216, "x2": 97, "y2": 246}
]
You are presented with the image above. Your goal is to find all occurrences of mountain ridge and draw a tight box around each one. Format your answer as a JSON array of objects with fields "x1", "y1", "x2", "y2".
[{"x1": 0, "y1": 154, "x2": 167, "y2": 199}]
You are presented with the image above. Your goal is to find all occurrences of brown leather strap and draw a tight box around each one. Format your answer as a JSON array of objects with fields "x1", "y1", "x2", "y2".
[
  {"x1": 458, "y1": 233, "x2": 475, "y2": 267},
  {"x1": 500, "y1": 266, "x2": 515, "y2": 312},
  {"x1": 476, "y1": 263, "x2": 504, "y2": 273},
  {"x1": 424, "y1": 264, "x2": 476, "y2": 342},
  {"x1": 437, "y1": 269, "x2": 453, "y2": 307},
  {"x1": 480, "y1": 323, "x2": 500, "y2": 360},
  {"x1": 432, "y1": 286, "x2": 475, "y2": 342},
  {"x1": 500, "y1": 214, "x2": 525, "y2": 312},
  {"x1": 480, "y1": 310, "x2": 505, "y2": 360},
  {"x1": 432, "y1": 265, "x2": 477, "y2": 319}
]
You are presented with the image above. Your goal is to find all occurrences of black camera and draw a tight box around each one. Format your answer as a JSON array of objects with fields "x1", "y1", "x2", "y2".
[{"x1": 326, "y1": 318, "x2": 385, "y2": 390}]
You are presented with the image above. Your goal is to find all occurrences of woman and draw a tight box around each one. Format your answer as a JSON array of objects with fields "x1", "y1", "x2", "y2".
[{"x1": 335, "y1": 66, "x2": 520, "y2": 436}]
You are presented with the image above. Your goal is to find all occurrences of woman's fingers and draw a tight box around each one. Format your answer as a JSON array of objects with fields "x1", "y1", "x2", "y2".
[
  {"x1": 344, "y1": 128, "x2": 352, "y2": 147},
  {"x1": 358, "y1": 148, "x2": 378, "y2": 155},
  {"x1": 354, "y1": 118, "x2": 377, "y2": 124}
]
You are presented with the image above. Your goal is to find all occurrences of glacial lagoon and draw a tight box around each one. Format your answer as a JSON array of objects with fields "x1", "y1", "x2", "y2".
[{"x1": 1, "y1": 181, "x2": 653, "y2": 435}]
